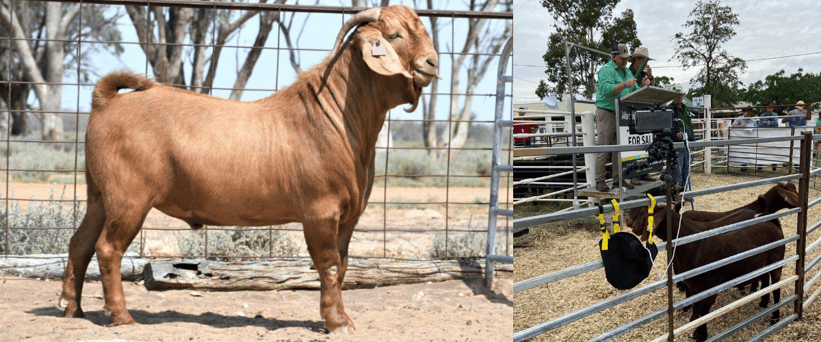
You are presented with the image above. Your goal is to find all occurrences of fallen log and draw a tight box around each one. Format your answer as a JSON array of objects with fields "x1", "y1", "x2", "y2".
[
  {"x1": 0, "y1": 253, "x2": 146, "y2": 280},
  {"x1": 143, "y1": 258, "x2": 512, "y2": 291}
]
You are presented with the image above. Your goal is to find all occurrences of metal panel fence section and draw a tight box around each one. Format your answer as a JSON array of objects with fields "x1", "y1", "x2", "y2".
[
  {"x1": 514, "y1": 132, "x2": 821, "y2": 341},
  {"x1": 0, "y1": 1, "x2": 512, "y2": 274},
  {"x1": 484, "y1": 36, "x2": 513, "y2": 288}
]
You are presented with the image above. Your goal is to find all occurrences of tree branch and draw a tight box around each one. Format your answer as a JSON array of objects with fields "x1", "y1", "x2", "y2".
[
  {"x1": 229, "y1": 8, "x2": 277, "y2": 100},
  {"x1": 203, "y1": 4, "x2": 263, "y2": 92},
  {"x1": 58, "y1": 3, "x2": 81, "y2": 37}
]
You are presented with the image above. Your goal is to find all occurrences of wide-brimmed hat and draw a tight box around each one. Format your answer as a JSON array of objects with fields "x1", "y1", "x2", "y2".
[
  {"x1": 671, "y1": 83, "x2": 687, "y2": 95},
  {"x1": 611, "y1": 43, "x2": 630, "y2": 58},
  {"x1": 628, "y1": 46, "x2": 653, "y2": 63},
  {"x1": 796, "y1": 100, "x2": 805, "y2": 110}
]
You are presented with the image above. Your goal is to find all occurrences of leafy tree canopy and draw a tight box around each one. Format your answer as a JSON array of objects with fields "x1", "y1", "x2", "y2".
[
  {"x1": 538, "y1": 0, "x2": 641, "y2": 100},
  {"x1": 739, "y1": 69, "x2": 821, "y2": 112},
  {"x1": 671, "y1": 0, "x2": 746, "y2": 107}
]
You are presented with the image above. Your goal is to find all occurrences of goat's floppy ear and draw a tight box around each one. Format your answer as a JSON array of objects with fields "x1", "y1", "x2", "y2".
[
  {"x1": 779, "y1": 187, "x2": 800, "y2": 206},
  {"x1": 356, "y1": 27, "x2": 412, "y2": 79}
]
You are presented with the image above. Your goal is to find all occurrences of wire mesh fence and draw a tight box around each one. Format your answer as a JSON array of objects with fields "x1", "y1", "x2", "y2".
[{"x1": 0, "y1": 1, "x2": 513, "y2": 266}]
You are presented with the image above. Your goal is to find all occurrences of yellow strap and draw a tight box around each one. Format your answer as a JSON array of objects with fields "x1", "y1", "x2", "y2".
[
  {"x1": 598, "y1": 208, "x2": 608, "y2": 250},
  {"x1": 611, "y1": 199, "x2": 621, "y2": 233},
  {"x1": 646, "y1": 194, "x2": 656, "y2": 244}
]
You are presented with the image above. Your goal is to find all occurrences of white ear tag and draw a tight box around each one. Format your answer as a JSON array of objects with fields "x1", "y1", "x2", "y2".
[{"x1": 371, "y1": 39, "x2": 387, "y2": 57}]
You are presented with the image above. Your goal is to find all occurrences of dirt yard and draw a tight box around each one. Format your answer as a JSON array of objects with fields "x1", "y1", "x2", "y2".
[
  {"x1": 0, "y1": 276, "x2": 512, "y2": 341},
  {"x1": 515, "y1": 172, "x2": 821, "y2": 341}
]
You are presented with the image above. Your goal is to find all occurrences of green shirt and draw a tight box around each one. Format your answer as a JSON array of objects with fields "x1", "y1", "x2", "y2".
[
  {"x1": 596, "y1": 60, "x2": 638, "y2": 111},
  {"x1": 673, "y1": 102, "x2": 695, "y2": 141}
]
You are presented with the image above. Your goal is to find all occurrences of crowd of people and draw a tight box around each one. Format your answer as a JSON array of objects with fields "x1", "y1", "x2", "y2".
[{"x1": 732, "y1": 100, "x2": 815, "y2": 129}]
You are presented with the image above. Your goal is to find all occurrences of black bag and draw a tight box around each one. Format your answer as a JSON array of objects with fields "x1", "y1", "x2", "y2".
[{"x1": 600, "y1": 232, "x2": 658, "y2": 290}]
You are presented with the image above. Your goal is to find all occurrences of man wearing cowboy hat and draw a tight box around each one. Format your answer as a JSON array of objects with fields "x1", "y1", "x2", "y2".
[
  {"x1": 594, "y1": 43, "x2": 639, "y2": 191},
  {"x1": 670, "y1": 84, "x2": 695, "y2": 192},
  {"x1": 782, "y1": 100, "x2": 812, "y2": 127},
  {"x1": 629, "y1": 46, "x2": 654, "y2": 87},
  {"x1": 732, "y1": 107, "x2": 757, "y2": 129},
  {"x1": 758, "y1": 101, "x2": 779, "y2": 128}
]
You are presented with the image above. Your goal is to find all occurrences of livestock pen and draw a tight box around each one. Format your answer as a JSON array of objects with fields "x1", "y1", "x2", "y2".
[
  {"x1": 514, "y1": 132, "x2": 821, "y2": 341},
  {"x1": 0, "y1": 1, "x2": 512, "y2": 340}
]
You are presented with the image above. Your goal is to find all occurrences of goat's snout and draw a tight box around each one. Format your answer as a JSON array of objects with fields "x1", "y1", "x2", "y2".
[{"x1": 413, "y1": 54, "x2": 439, "y2": 86}]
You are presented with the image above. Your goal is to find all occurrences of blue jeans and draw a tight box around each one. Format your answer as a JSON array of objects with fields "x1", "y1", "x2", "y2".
[{"x1": 672, "y1": 147, "x2": 690, "y2": 190}]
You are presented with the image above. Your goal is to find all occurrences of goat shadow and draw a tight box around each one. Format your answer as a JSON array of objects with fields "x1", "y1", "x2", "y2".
[
  {"x1": 26, "y1": 306, "x2": 324, "y2": 332},
  {"x1": 456, "y1": 262, "x2": 512, "y2": 307}
]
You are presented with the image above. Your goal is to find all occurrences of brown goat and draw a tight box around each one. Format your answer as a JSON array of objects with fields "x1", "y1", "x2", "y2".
[
  {"x1": 680, "y1": 182, "x2": 799, "y2": 222},
  {"x1": 627, "y1": 183, "x2": 798, "y2": 299},
  {"x1": 628, "y1": 204, "x2": 785, "y2": 342},
  {"x1": 57, "y1": 6, "x2": 438, "y2": 333}
]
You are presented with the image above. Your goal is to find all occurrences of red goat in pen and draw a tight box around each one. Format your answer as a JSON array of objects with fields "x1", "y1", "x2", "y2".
[
  {"x1": 627, "y1": 203, "x2": 785, "y2": 342},
  {"x1": 58, "y1": 5, "x2": 438, "y2": 333}
]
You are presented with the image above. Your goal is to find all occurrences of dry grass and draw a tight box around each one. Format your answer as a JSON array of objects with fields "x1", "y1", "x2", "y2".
[{"x1": 514, "y1": 171, "x2": 821, "y2": 341}]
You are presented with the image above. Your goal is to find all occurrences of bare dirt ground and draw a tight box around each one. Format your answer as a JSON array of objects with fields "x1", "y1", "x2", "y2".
[
  {"x1": 0, "y1": 276, "x2": 512, "y2": 342},
  {"x1": 515, "y1": 172, "x2": 821, "y2": 341}
]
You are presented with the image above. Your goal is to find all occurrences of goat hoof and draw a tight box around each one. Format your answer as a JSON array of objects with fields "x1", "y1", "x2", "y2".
[{"x1": 57, "y1": 297, "x2": 69, "y2": 310}]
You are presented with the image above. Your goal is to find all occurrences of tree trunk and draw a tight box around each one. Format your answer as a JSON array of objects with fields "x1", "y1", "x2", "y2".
[
  {"x1": 189, "y1": 8, "x2": 211, "y2": 92},
  {"x1": 42, "y1": 3, "x2": 65, "y2": 142},
  {"x1": 423, "y1": 0, "x2": 441, "y2": 158}
]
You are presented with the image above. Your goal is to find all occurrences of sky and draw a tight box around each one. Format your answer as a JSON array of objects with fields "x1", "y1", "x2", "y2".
[
  {"x1": 513, "y1": 0, "x2": 821, "y2": 105},
  {"x1": 59, "y1": 0, "x2": 512, "y2": 123}
]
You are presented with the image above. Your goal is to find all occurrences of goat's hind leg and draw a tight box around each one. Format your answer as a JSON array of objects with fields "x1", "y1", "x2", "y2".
[
  {"x1": 96, "y1": 202, "x2": 151, "y2": 326},
  {"x1": 59, "y1": 195, "x2": 106, "y2": 318}
]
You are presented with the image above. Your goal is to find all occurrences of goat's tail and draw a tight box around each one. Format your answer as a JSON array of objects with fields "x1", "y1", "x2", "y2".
[{"x1": 92, "y1": 71, "x2": 153, "y2": 110}]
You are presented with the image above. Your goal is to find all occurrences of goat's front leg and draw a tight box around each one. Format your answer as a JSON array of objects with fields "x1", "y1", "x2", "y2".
[
  {"x1": 758, "y1": 273, "x2": 771, "y2": 308},
  {"x1": 336, "y1": 220, "x2": 358, "y2": 285},
  {"x1": 691, "y1": 295, "x2": 716, "y2": 342},
  {"x1": 303, "y1": 216, "x2": 354, "y2": 333}
]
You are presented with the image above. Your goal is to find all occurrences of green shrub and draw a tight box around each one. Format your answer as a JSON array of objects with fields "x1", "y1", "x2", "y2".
[
  {"x1": 428, "y1": 215, "x2": 511, "y2": 259},
  {"x1": 2, "y1": 141, "x2": 84, "y2": 182},
  {"x1": 0, "y1": 184, "x2": 85, "y2": 254},
  {"x1": 374, "y1": 149, "x2": 491, "y2": 187},
  {"x1": 176, "y1": 227, "x2": 300, "y2": 261}
]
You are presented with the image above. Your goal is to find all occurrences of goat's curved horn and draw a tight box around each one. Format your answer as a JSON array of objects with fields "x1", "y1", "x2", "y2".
[{"x1": 331, "y1": 7, "x2": 382, "y2": 57}]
